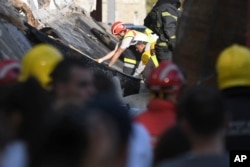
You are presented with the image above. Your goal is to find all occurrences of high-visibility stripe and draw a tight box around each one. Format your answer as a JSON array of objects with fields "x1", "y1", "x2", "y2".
[
  {"x1": 148, "y1": 34, "x2": 156, "y2": 44},
  {"x1": 161, "y1": 12, "x2": 178, "y2": 20},
  {"x1": 124, "y1": 58, "x2": 137, "y2": 64},
  {"x1": 144, "y1": 28, "x2": 153, "y2": 35},
  {"x1": 124, "y1": 63, "x2": 135, "y2": 68},
  {"x1": 150, "y1": 42, "x2": 156, "y2": 50},
  {"x1": 157, "y1": 42, "x2": 168, "y2": 46},
  {"x1": 170, "y1": 35, "x2": 176, "y2": 39},
  {"x1": 124, "y1": 30, "x2": 137, "y2": 38},
  {"x1": 151, "y1": 55, "x2": 159, "y2": 67}
]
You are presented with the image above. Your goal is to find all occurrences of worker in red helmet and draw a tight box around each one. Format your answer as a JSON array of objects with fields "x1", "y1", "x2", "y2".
[
  {"x1": 135, "y1": 61, "x2": 185, "y2": 146},
  {"x1": 95, "y1": 21, "x2": 143, "y2": 75},
  {"x1": 0, "y1": 59, "x2": 20, "y2": 85}
]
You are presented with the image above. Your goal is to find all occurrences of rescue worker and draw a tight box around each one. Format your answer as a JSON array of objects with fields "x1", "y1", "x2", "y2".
[
  {"x1": 216, "y1": 44, "x2": 250, "y2": 150},
  {"x1": 18, "y1": 44, "x2": 63, "y2": 90},
  {"x1": 144, "y1": 0, "x2": 181, "y2": 62},
  {"x1": 131, "y1": 33, "x2": 159, "y2": 78},
  {"x1": 135, "y1": 61, "x2": 185, "y2": 146},
  {"x1": 95, "y1": 21, "x2": 143, "y2": 75}
]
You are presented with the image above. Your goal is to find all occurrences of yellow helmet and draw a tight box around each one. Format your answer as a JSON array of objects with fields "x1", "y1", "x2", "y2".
[
  {"x1": 19, "y1": 44, "x2": 63, "y2": 89},
  {"x1": 216, "y1": 44, "x2": 250, "y2": 90}
]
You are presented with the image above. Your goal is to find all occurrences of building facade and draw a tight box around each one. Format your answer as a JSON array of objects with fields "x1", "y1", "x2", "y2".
[{"x1": 102, "y1": 0, "x2": 146, "y2": 25}]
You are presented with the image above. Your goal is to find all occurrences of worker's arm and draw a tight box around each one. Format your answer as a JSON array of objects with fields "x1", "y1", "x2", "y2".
[
  {"x1": 161, "y1": 10, "x2": 178, "y2": 40},
  {"x1": 95, "y1": 43, "x2": 119, "y2": 63},
  {"x1": 108, "y1": 36, "x2": 133, "y2": 67},
  {"x1": 133, "y1": 61, "x2": 146, "y2": 77},
  {"x1": 161, "y1": 11, "x2": 179, "y2": 49},
  {"x1": 133, "y1": 51, "x2": 151, "y2": 77},
  {"x1": 108, "y1": 47, "x2": 125, "y2": 67}
]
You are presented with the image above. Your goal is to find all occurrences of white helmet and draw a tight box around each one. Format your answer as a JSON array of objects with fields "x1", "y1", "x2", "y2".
[{"x1": 131, "y1": 33, "x2": 149, "y2": 45}]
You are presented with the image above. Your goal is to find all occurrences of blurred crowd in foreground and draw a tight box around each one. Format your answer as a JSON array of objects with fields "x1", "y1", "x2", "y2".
[{"x1": 0, "y1": 42, "x2": 250, "y2": 167}]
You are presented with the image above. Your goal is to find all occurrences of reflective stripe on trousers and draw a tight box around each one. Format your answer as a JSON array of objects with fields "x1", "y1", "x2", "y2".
[
  {"x1": 124, "y1": 63, "x2": 135, "y2": 69},
  {"x1": 124, "y1": 58, "x2": 137, "y2": 64}
]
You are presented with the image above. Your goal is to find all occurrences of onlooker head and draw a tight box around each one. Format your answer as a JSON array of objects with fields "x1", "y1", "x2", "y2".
[
  {"x1": 0, "y1": 59, "x2": 20, "y2": 152},
  {"x1": 157, "y1": 86, "x2": 229, "y2": 167},
  {"x1": 146, "y1": 61, "x2": 185, "y2": 103},
  {"x1": 216, "y1": 44, "x2": 250, "y2": 90},
  {"x1": 87, "y1": 92, "x2": 132, "y2": 167},
  {"x1": 154, "y1": 124, "x2": 190, "y2": 166},
  {"x1": 50, "y1": 57, "x2": 96, "y2": 108},
  {"x1": 18, "y1": 44, "x2": 63, "y2": 90},
  {"x1": 3, "y1": 78, "x2": 53, "y2": 141},
  {"x1": 0, "y1": 59, "x2": 20, "y2": 85},
  {"x1": 0, "y1": 59, "x2": 21, "y2": 146},
  {"x1": 30, "y1": 106, "x2": 89, "y2": 167},
  {"x1": 179, "y1": 86, "x2": 226, "y2": 139},
  {"x1": 0, "y1": 78, "x2": 53, "y2": 167}
]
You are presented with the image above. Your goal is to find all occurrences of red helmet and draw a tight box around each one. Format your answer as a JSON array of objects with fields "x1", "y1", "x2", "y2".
[
  {"x1": 111, "y1": 21, "x2": 127, "y2": 35},
  {"x1": 0, "y1": 59, "x2": 21, "y2": 85},
  {"x1": 146, "y1": 61, "x2": 185, "y2": 93}
]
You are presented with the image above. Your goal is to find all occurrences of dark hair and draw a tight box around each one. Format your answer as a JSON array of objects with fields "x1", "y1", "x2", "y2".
[
  {"x1": 50, "y1": 57, "x2": 90, "y2": 83},
  {"x1": 30, "y1": 106, "x2": 89, "y2": 167},
  {"x1": 178, "y1": 85, "x2": 225, "y2": 136},
  {"x1": 86, "y1": 93, "x2": 132, "y2": 150},
  {"x1": 154, "y1": 124, "x2": 191, "y2": 165},
  {"x1": 93, "y1": 72, "x2": 116, "y2": 93},
  {"x1": 4, "y1": 78, "x2": 53, "y2": 141},
  {"x1": 3, "y1": 78, "x2": 54, "y2": 163},
  {"x1": 136, "y1": 41, "x2": 147, "y2": 45}
]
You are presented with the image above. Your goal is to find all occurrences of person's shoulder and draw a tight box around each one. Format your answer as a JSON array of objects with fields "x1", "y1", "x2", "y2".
[
  {"x1": 134, "y1": 108, "x2": 151, "y2": 120},
  {"x1": 133, "y1": 122, "x2": 151, "y2": 138},
  {"x1": 157, "y1": 152, "x2": 230, "y2": 167},
  {"x1": 157, "y1": 154, "x2": 188, "y2": 167}
]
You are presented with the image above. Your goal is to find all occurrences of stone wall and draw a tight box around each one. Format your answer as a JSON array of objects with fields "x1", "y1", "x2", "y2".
[{"x1": 102, "y1": 0, "x2": 146, "y2": 25}]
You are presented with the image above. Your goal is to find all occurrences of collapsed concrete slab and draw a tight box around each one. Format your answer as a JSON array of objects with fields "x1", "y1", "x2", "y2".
[{"x1": 0, "y1": 1, "x2": 141, "y2": 96}]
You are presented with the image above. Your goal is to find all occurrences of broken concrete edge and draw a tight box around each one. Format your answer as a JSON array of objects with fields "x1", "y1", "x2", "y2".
[{"x1": 0, "y1": 3, "x2": 27, "y2": 32}]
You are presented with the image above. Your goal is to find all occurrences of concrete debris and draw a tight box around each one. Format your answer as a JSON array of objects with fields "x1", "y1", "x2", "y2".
[{"x1": 0, "y1": 0, "x2": 143, "y2": 107}]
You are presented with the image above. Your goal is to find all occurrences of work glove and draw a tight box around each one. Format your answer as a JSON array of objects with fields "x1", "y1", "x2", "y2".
[
  {"x1": 141, "y1": 51, "x2": 151, "y2": 65},
  {"x1": 168, "y1": 38, "x2": 176, "y2": 51},
  {"x1": 132, "y1": 72, "x2": 140, "y2": 78}
]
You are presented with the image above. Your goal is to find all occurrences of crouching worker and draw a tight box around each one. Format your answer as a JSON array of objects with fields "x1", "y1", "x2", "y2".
[
  {"x1": 95, "y1": 21, "x2": 141, "y2": 75},
  {"x1": 131, "y1": 33, "x2": 159, "y2": 79}
]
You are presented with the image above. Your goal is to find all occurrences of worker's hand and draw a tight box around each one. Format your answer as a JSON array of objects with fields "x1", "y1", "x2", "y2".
[
  {"x1": 168, "y1": 39, "x2": 176, "y2": 51},
  {"x1": 132, "y1": 72, "x2": 140, "y2": 78},
  {"x1": 95, "y1": 58, "x2": 104, "y2": 63}
]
